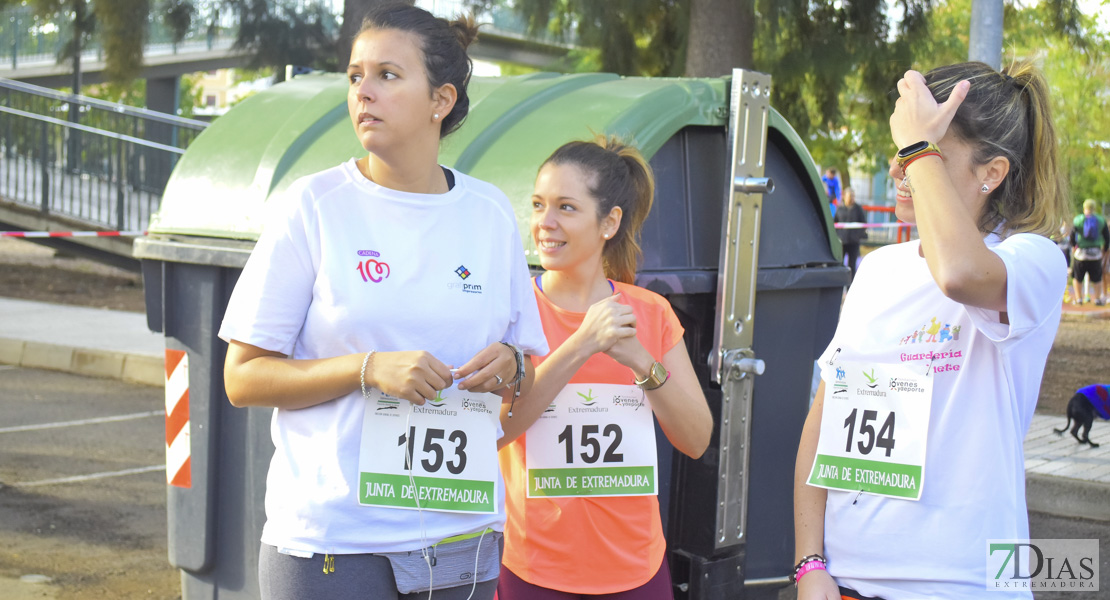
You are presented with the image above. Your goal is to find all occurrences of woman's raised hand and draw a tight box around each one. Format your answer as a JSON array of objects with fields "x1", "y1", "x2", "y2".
[
  {"x1": 455, "y1": 342, "x2": 517, "y2": 394},
  {"x1": 573, "y1": 294, "x2": 637, "y2": 355},
  {"x1": 890, "y1": 69, "x2": 969, "y2": 149},
  {"x1": 366, "y1": 351, "x2": 454, "y2": 405}
]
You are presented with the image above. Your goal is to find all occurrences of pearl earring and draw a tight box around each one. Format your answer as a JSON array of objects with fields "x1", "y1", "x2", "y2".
[
  {"x1": 603, "y1": 233, "x2": 610, "y2": 239},
  {"x1": 981, "y1": 184, "x2": 990, "y2": 193},
  {"x1": 433, "y1": 113, "x2": 440, "y2": 121}
]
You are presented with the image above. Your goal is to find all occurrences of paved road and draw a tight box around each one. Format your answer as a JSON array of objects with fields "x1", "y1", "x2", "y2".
[
  {"x1": 1, "y1": 366, "x2": 1107, "y2": 600},
  {"x1": 0, "y1": 366, "x2": 177, "y2": 600}
]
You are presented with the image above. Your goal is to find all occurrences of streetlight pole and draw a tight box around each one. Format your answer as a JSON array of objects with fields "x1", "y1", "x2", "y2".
[{"x1": 969, "y1": 0, "x2": 1003, "y2": 71}]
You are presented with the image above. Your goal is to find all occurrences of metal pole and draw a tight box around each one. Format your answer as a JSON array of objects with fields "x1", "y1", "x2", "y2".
[
  {"x1": 12, "y1": 10, "x2": 18, "y2": 70},
  {"x1": 40, "y1": 120, "x2": 50, "y2": 213},
  {"x1": 969, "y1": 0, "x2": 1003, "y2": 71},
  {"x1": 116, "y1": 139, "x2": 126, "y2": 230}
]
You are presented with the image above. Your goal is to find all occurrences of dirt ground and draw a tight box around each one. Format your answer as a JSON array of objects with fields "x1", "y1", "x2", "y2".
[{"x1": 0, "y1": 238, "x2": 145, "y2": 313}]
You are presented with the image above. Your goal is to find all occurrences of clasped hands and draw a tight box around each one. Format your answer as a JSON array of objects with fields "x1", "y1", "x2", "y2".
[
  {"x1": 571, "y1": 293, "x2": 645, "y2": 370},
  {"x1": 367, "y1": 342, "x2": 517, "y2": 406}
]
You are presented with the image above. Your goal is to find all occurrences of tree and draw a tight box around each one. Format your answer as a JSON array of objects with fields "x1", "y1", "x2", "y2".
[
  {"x1": 514, "y1": 0, "x2": 688, "y2": 76},
  {"x1": 226, "y1": 0, "x2": 340, "y2": 82}
]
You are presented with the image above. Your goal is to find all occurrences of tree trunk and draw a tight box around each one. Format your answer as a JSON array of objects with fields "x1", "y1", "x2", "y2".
[
  {"x1": 684, "y1": 0, "x2": 752, "y2": 77},
  {"x1": 337, "y1": 0, "x2": 414, "y2": 71}
]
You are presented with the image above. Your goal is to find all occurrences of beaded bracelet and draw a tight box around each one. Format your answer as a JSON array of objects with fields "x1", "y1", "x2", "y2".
[
  {"x1": 359, "y1": 350, "x2": 376, "y2": 400},
  {"x1": 792, "y1": 554, "x2": 827, "y2": 586},
  {"x1": 794, "y1": 559, "x2": 827, "y2": 586}
]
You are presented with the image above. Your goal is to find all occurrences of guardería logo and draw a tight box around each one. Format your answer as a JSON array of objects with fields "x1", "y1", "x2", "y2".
[
  {"x1": 455, "y1": 265, "x2": 471, "y2": 280},
  {"x1": 987, "y1": 539, "x2": 1098, "y2": 592},
  {"x1": 577, "y1": 389, "x2": 598, "y2": 406},
  {"x1": 899, "y1": 316, "x2": 962, "y2": 346}
]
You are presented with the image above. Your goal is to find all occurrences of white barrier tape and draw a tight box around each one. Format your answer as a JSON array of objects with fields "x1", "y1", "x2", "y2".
[{"x1": 1, "y1": 230, "x2": 147, "y2": 238}]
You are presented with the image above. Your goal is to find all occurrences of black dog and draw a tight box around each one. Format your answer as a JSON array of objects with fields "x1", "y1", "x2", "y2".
[{"x1": 1054, "y1": 385, "x2": 1110, "y2": 448}]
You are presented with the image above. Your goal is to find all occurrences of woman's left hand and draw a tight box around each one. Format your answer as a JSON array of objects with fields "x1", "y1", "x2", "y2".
[
  {"x1": 603, "y1": 333, "x2": 649, "y2": 373},
  {"x1": 890, "y1": 69, "x2": 969, "y2": 149},
  {"x1": 455, "y1": 342, "x2": 517, "y2": 393}
]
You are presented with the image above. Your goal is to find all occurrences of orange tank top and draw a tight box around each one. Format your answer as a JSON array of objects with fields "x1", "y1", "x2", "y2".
[{"x1": 499, "y1": 280, "x2": 684, "y2": 594}]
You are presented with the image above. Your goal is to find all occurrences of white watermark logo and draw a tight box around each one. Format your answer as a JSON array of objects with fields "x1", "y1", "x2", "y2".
[{"x1": 986, "y1": 539, "x2": 1099, "y2": 592}]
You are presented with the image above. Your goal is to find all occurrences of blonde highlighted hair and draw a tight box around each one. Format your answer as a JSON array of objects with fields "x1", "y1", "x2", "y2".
[
  {"x1": 541, "y1": 135, "x2": 655, "y2": 284},
  {"x1": 924, "y1": 60, "x2": 1069, "y2": 237}
]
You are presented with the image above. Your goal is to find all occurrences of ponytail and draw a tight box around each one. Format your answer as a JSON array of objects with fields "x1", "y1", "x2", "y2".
[{"x1": 924, "y1": 60, "x2": 1068, "y2": 237}]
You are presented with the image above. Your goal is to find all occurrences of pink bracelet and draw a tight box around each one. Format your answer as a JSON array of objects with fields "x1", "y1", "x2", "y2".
[{"x1": 795, "y1": 559, "x2": 827, "y2": 584}]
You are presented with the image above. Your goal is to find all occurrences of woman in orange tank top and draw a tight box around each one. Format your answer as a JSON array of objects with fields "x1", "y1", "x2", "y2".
[{"x1": 497, "y1": 137, "x2": 713, "y2": 599}]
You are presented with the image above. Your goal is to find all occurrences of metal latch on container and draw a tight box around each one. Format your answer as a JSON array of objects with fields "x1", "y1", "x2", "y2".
[{"x1": 708, "y1": 68, "x2": 773, "y2": 552}]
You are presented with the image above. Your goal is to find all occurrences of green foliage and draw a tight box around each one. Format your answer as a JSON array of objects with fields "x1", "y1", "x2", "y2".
[
  {"x1": 86, "y1": 79, "x2": 147, "y2": 107},
  {"x1": 752, "y1": 0, "x2": 932, "y2": 175},
  {"x1": 164, "y1": 0, "x2": 195, "y2": 44},
  {"x1": 97, "y1": 0, "x2": 149, "y2": 83},
  {"x1": 514, "y1": 0, "x2": 688, "y2": 76},
  {"x1": 229, "y1": 0, "x2": 341, "y2": 77},
  {"x1": 915, "y1": 0, "x2": 1109, "y2": 213},
  {"x1": 494, "y1": 62, "x2": 541, "y2": 77},
  {"x1": 178, "y1": 72, "x2": 203, "y2": 118}
]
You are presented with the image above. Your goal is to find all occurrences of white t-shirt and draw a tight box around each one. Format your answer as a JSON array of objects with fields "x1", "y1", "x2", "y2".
[
  {"x1": 817, "y1": 232, "x2": 1065, "y2": 599},
  {"x1": 218, "y1": 160, "x2": 548, "y2": 554}
]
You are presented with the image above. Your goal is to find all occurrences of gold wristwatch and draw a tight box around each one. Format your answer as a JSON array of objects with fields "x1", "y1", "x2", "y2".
[{"x1": 635, "y1": 361, "x2": 669, "y2": 390}]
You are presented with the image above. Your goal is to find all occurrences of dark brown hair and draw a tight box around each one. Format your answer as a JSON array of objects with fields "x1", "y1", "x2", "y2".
[
  {"x1": 542, "y1": 135, "x2": 655, "y2": 284},
  {"x1": 357, "y1": 3, "x2": 479, "y2": 138},
  {"x1": 924, "y1": 61, "x2": 1068, "y2": 237}
]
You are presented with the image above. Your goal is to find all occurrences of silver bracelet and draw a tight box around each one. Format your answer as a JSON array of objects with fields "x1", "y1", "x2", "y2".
[
  {"x1": 500, "y1": 342, "x2": 524, "y2": 387},
  {"x1": 500, "y1": 342, "x2": 525, "y2": 417},
  {"x1": 360, "y1": 350, "x2": 376, "y2": 399}
]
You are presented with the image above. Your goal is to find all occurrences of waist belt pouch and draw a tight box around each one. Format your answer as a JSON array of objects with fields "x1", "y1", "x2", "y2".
[{"x1": 382, "y1": 531, "x2": 502, "y2": 594}]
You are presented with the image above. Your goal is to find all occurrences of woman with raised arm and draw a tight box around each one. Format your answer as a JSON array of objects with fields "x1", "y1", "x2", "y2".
[
  {"x1": 794, "y1": 61, "x2": 1068, "y2": 600},
  {"x1": 219, "y1": 3, "x2": 547, "y2": 598},
  {"x1": 497, "y1": 137, "x2": 713, "y2": 599}
]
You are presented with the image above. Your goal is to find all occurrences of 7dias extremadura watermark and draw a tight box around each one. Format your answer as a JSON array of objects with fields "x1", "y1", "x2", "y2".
[{"x1": 987, "y1": 539, "x2": 1099, "y2": 592}]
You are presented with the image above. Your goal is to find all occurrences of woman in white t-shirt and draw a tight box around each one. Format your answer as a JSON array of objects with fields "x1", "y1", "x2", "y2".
[
  {"x1": 218, "y1": 4, "x2": 547, "y2": 599},
  {"x1": 793, "y1": 61, "x2": 1069, "y2": 599}
]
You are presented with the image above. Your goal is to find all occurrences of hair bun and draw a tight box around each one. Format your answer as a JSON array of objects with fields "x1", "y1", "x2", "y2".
[{"x1": 450, "y1": 13, "x2": 480, "y2": 49}]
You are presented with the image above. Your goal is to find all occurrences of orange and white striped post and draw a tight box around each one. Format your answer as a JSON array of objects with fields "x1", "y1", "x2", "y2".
[{"x1": 165, "y1": 349, "x2": 191, "y2": 488}]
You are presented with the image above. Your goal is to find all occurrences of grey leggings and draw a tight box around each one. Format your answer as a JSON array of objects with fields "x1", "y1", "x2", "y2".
[{"x1": 259, "y1": 544, "x2": 499, "y2": 600}]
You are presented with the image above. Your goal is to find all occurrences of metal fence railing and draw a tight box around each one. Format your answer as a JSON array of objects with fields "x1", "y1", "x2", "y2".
[
  {"x1": 1, "y1": 1, "x2": 572, "y2": 71},
  {"x1": 0, "y1": 77, "x2": 208, "y2": 232},
  {"x1": 0, "y1": 3, "x2": 240, "y2": 71}
]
